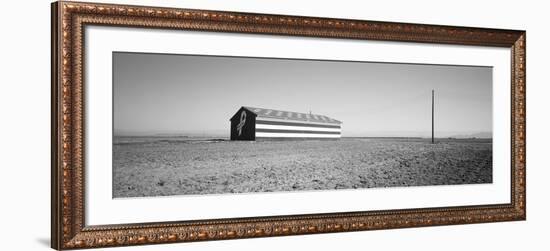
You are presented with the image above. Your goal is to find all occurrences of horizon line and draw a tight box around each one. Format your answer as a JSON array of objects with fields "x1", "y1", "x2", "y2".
[{"x1": 113, "y1": 135, "x2": 493, "y2": 139}]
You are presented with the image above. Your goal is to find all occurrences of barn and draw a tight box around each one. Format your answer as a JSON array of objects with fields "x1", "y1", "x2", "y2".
[{"x1": 230, "y1": 106, "x2": 342, "y2": 140}]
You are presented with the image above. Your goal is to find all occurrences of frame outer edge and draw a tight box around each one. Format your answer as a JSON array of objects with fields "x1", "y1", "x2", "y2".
[
  {"x1": 524, "y1": 32, "x2": 526, "y2": 220},
  {"x1": 520, "y1": 32, "x2": 526, "y2": 220},
  {"x1": 51, "y1": 2, "x2": 61, "y2": 250}
]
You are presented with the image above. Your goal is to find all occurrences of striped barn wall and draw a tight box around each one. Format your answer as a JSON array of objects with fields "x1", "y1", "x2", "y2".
[{"x1": 255, "y1": 117, "x2": 341, "y2": 139}]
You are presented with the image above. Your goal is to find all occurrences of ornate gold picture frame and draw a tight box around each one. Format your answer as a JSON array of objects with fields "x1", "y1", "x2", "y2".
[{"x1": 51, "y1": 1, "x2": 526, "y2": 249}]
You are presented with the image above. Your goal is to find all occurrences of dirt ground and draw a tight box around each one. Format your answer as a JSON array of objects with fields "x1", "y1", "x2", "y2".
[{"x1": 113, "y1": 137, "x2": 492, "y2": 198}]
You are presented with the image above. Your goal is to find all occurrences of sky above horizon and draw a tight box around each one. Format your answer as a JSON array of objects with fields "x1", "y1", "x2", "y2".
[{"x1": 113, "y1": 52, "x2": 492, "y2": 138}]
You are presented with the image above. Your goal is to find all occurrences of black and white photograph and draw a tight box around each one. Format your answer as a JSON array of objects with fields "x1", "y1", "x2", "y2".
[
  {"x1": 37, "y1": 1, "x2": 539, "y2": 250},
  {"x1": 113, "y1": 52, "x2": 493, "y2": 198}
]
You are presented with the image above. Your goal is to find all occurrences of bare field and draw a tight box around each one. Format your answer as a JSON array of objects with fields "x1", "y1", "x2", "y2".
[{"x1": 113, "y1": 137, "x2": 492, "y2": 198}]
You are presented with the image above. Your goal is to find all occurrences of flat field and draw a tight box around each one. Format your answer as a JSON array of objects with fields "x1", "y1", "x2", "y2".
[{"x1": 113, "y1": 137, "x2": 492, "y2": 198}]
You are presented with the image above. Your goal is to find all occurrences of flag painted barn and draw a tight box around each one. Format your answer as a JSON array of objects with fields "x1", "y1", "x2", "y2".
[{"x1": 230, "y1": 106, "x2": 342, "y2": 140}]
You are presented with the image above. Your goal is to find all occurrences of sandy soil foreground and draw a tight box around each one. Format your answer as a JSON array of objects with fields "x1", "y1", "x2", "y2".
[{"x1": 113, "y1": 137, "x2": 492, "y2": 198}]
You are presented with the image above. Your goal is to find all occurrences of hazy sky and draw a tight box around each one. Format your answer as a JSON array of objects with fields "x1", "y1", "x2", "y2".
[{"x1": 113, "y1": 52, "x2": 492, "y2": 137}]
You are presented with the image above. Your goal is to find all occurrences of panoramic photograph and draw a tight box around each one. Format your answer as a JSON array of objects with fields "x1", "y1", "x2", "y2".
[{"x1": 112, "y1": 52, "x2": 493, "y2": 198}]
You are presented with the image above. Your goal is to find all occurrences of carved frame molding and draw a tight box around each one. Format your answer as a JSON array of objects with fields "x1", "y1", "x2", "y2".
[{"x1": 51, "y1": 1, "x2": 526, "y2": 249}]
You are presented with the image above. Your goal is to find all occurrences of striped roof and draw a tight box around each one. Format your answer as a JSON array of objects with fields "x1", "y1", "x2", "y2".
[{"x1": 243, "y1": 106, "x2": 342, "y2": 125}]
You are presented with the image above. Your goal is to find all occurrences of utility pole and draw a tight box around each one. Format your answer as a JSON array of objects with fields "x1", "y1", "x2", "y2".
[{"x1": 432, "y1": 89, "x2": 434, "y2": 144}]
